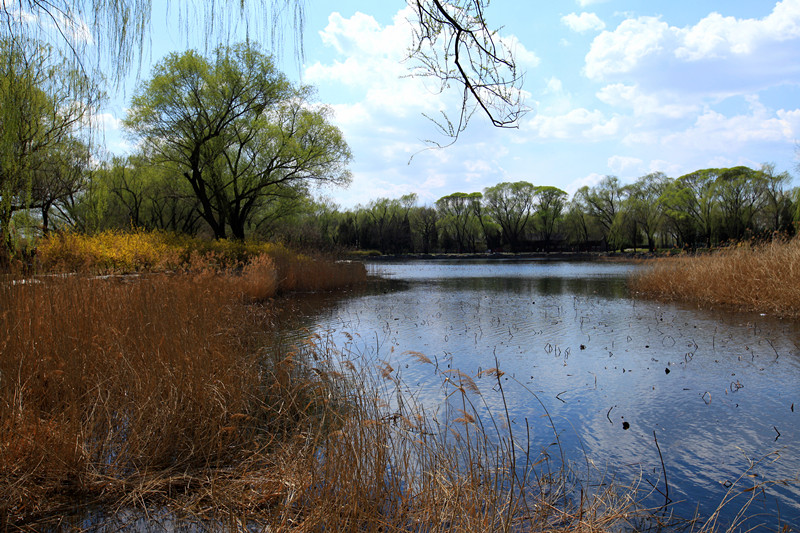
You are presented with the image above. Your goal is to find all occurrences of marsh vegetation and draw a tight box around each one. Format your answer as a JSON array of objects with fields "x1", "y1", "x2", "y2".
[{"x1": 2, "y1": 234, "x2": 800, "y2": 531}]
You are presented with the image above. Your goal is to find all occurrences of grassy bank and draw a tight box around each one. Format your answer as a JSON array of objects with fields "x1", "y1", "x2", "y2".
[{"x1": 630, "y1": 237, "x2": 800, "y2": 318}]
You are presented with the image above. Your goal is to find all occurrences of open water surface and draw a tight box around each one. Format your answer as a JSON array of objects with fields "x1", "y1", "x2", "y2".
[{"x1": 303, "y1": 259, "x2": 800, "y2": 531}]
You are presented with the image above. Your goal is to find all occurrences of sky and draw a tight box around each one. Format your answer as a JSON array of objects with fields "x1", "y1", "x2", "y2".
[{"x1": 99, "y1": 0, "x2": 800, "y2": 208}]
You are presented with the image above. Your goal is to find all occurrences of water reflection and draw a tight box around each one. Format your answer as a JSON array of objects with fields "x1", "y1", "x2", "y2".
[{"x1": 306, "y1": 260, "x2": 800, "y2": 530}]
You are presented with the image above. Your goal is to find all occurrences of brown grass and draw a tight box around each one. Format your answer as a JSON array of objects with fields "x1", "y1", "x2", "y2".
[
  {"x1": 0, "y1": 258, "x2": 662, "y2": 531},
  {"x1": 1, "y1": 236, "x2": 751, "y2": 531},
  {"x1": 630, "y1": 237, "x2": 800, "y2": 318}
]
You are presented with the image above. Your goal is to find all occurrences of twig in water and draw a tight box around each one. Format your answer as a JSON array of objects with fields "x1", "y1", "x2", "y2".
[
  {"x1": 654, "y1": 430, "x2": 671, "y2": 510},
  {"x1": 774, "y1": 426, "x2": 781, "y2": 442},
  {"x1": 606, "y1": 405, "x2": 615, "y2": 424},
  {"x1": 767, "y1": 338, "x2": 779, "y2": 360}
]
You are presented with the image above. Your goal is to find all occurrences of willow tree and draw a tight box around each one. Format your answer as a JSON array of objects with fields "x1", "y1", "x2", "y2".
[
  {"x1": 533, "y1": 185, "x2": 567, "y2": 251},
  {"x1": 0, "y1": 37, "x2": 98, "y2": 252},
  {"x1": 125, "y1": 43, "x2": 351, "y2": 240},
  {"x1": 483, "y1": 181, "x2": 536, "y2": 252},
  {"x1": 624, "y1": 172, "x2": 668, "y2": 252},
  {"x1": 576, "y1": 176, "x2": 625, "y2": 251}
]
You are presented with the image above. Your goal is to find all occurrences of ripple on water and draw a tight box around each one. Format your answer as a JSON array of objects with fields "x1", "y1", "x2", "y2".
[{"x1": 308, "y1": 260, "x2": 800, "y2": 529}]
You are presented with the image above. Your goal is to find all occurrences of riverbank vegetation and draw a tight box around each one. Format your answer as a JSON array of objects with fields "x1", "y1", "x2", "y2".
[
  {"x1": 631, "y1": 236, "x2": 800, "y2": 318},
  {"x1": 2, "y1": 235, "x2": 674, "y2": 531}
]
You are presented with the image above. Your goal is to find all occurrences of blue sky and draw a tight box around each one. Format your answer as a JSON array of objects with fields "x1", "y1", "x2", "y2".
[{"x1": 100, "y1": 0, "x2": 800, "y2": 208}]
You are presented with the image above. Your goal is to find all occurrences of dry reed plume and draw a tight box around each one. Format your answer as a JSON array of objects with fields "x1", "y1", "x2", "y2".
[{"x1": 630, "y1": 237, "x2": 800, "y2": 318}]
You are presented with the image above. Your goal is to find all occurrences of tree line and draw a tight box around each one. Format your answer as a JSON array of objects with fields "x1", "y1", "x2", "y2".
[
  {"x1": 274, "y1": 167, "x2": 799, "y2": 254},
  {"x1": 0, "y1": 39, "x2": 351, "y2": 258}
]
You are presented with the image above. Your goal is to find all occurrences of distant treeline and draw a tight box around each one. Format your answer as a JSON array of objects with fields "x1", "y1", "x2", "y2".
[
  {"x1": 5, "y1": 34, "x2": 797, "y2": 257},
  {"x1": 279, "y1": 166, "x2": 799, "y2": 254}
]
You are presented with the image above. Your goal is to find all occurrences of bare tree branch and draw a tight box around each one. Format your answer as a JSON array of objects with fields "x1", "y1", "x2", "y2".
[{"x1": 408, "y1": 0, "x2": 527, "y2": 146}]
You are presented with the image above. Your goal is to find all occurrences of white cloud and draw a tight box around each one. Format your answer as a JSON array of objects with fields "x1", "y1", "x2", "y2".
[
  {"x1": 544, "y1": 77, "x2": 563, "y2": 94},
  {"x1": 585, "y1": 16, "x2": 672, "y2": 80},
  {"x1": 585, "y1": 1, "x2": 800, "y2": 91},
  {"x1": 613, "y1": 96, "x2": 800, "y2": 168},
  {"x1": 500, "y1": 34, "x2": 541, "y2": 67},
  {"x1": 648, "y1": 160, "x2": 683, "y2": 176},
  {"x1": 596, "y1": 83, "x2": 699, "y2": 119},
  {"x1": 608, "y1": 155, "x2": 643, "y2": 174},
  {"x1": 676, "y1": 1, "x2": 800, "y2": 61},
  {"x1": 525, "y1": 107, "x2": 621, "y2": 140},
  {"x1": 96, "y1": 112, "x2": 122, "y2": 132},
  {"x1": 562, "y1": 12, "x2": 606, "y2": 33},
  {"x1": 566, "y1": 172, "x2": 605, "y2": 196}
]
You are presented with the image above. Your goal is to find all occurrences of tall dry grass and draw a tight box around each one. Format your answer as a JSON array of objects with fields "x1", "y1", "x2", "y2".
[
  {"x1": 630, "y1": 237, "x2": 800, "y2": 318},
  {"x1": 0, "y1": 263, "x2": 662, "y2": 531},
  {"x1": 3, "y1": 232, "x2": 761, "y2": 531},
  {"x1": 0, "y1": 238, "x2": 370, "y2": 529}
]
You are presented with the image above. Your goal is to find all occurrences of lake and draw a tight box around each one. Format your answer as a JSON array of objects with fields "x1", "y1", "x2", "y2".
[{"x1": 301, "y1": 259, "x2": 800, "y2": 530}]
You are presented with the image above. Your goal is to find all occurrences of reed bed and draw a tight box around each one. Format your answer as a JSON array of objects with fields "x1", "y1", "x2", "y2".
[
  {"x1": 0, "y1": 262, "x2": 663, "y2": 531},
  {"x1": 1, "y1": 233, "x2": 740, "y2": 531},
  {"x1": 630, "y1": 237, "x2": 800, "y2": 318}
]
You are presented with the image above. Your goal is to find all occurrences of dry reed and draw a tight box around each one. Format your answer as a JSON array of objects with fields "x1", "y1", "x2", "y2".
[
  {"x1": 630, "y1": 237, "x2": 800, "y2": 318},
  {"x1": 1, "y1": 234, "x2": 753, "y2": 531},
  {"x1": 0, "y1": 263, "x2": 659, "y2": 531}
]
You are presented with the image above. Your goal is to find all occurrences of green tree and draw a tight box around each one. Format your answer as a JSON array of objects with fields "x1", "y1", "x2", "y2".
[
  {"x1": 0, "y1": 37, "x2": 99, "y2": 252},
  {"x1": 624, "y1": 172, "x2": 668, "y2": 252},
  {"x1": 124, "y1": 42, "x2": 351, "y2": 240},
  {"x1": 576, "y1": 176, "x2": 625, "y2": 251},
  {"x1": 483, "y1": 181, "x2": 535, "y2": 252},
  {"x1": 756, "y1": 163, "x2": 793, "y2": 235},
  {"x1": 436, "y1": 192, "x2": 479, "y2": 252},
  {"x1": 563, "y1": 195, "x2": 602, "y2": 250},
  {"x1": 533, "y1": 185, "x2": 567, "y2": 251},
  {"x1": 411, "y1": 205, "x2": 439, "y2": 253},
  {"x1": 714, "y1": 166, "x2": 765, "y2": 242},
  {"x1": 659, "y1": 169, "x2": 719, "y2": 249}
]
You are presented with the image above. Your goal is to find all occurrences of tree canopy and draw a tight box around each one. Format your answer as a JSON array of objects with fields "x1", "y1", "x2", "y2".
[{"x1": 124, "y1": 42, "x2": 351, "y2": 240}]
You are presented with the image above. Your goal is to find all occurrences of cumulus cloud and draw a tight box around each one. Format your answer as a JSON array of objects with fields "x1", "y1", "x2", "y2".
[
  {"x1": 584, "y1": 1, "x2": 800, "y2": 92},
  {"x1": 525, "y1": 108, "x2": 621, "y2": 140},
  {"x1": 585, "y1": 16, "x2": 672, "y2": 80},
  {"x1": 500, "y1": 34, "x2": 541, "y2": 67},
  {"x1": 566, "y1": 172, "x2": 605, "y2": 196},
  {"x1": 608, "y1": 155, "x2": 643, "y2": 174},
  {"x1": 660, "y1": 100, "x2": 800, "y2": 153},
  {"x1": 562, "y1": 12, "x2": 606, "y2": 33},
  {"x1": 596, "y1": 83, "x2": 699, "y2": 119},
  {"x1": 648, "y1": 160, "x2": 683, "y2": 176},
  {"x1": 676, "y1": 1, "x2": 800, "y2": 61}
]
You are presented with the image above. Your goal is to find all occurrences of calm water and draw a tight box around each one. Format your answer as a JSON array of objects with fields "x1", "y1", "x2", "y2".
[{"x1": 304, "y1": 259, "x2": 800, "y2": 530}]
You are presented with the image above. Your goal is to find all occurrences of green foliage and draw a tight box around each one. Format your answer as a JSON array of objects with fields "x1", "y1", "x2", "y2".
[
  {"x1": 124, "y1": 42, "x2": 351, "y2": 240},
  {"x1": 0, "y1": 36, "x2": 99, "y2": 256},
  {"x1": 483, "y1": 181, "x2": 536, "y2": 251}
]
